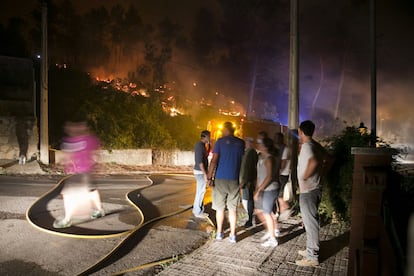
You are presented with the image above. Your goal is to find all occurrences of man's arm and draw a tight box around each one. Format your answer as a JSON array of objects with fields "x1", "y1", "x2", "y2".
[
  {"x1": 207, "y1": 153, "x2": 219, "y2": 187},
  {"x1": 198, "y1": 161, "x2": 208, "y2": 181},
  {"x1": 303, "y1": 157, "x2": 318, "y2": 181}
]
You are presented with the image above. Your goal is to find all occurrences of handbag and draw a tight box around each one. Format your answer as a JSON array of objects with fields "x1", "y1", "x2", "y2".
[{"x1": 283, "y1": 176, "x2": 293, "y2": 202}]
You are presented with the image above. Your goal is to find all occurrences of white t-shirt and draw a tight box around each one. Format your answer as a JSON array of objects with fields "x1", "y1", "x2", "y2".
[
  {"x1": 280, "y1": 146, "x2": 291, "y2": 176},
  {"x1": 297, "y1": 141, "x2": 321, "y2": 193},
  {"x1": 257, "y1": 155, "x2": 278, "y2": 191}
]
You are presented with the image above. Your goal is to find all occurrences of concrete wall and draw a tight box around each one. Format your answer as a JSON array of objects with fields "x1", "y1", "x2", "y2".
[
  {"x1": 0, "y1": 116, "x2": 38, "y2": 160},
  {"x1": 53, "y1": 149, "x2": 194, "y2": 166},
  {"x1": 0, "y1": 114, "x2": 194, "y2": 166},
  {"x1": 153, "y1": 150, "x2": 194, "y2": 166},
  {"x1": 98, "y1": 149, "x2": 152, "y2": 165}
]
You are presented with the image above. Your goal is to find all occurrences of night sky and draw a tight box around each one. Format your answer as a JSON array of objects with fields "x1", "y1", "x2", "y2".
[{"x1": 2, "y1": 0, "x2": 414, "y2": 144}]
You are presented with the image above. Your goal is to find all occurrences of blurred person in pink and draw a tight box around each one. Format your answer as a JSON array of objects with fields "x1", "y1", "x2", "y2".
[{"x1": 53, "y1": 121, "x2": 104, "y2": 228}]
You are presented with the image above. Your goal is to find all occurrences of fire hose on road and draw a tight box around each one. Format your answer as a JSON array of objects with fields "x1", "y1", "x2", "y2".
[{"x1": 25, "y1": 174, "x2": 215, "y2": 275}]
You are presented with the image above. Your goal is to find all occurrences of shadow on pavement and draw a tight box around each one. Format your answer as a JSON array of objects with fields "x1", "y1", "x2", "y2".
[
  {"x1": 319, "y1": 230, "x2": 350, "y2": 262},
  {"x1": 27, "y1": 177, "x2": 135, "y2": 236},
  {"x1": 79, "y1": 187, "x2": 156, "y2": 275}
]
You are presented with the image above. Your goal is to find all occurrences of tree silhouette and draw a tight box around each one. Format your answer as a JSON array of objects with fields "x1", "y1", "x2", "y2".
[{"x1": 0, "y1": 18, "x2": 30, "y2": 58}]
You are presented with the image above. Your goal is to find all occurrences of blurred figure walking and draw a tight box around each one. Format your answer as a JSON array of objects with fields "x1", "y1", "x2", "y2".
[{"x1": 53, "y1": 121, "x2": 104, "y2": 228}]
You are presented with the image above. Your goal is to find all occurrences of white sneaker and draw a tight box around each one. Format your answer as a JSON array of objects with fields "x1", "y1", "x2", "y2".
[
  {"x1": 261, "y1": 229, "x2": 280, "y2": 240},
  {"x1": 275, "y1": 229, "x2": 281, "y2": 237},
  {"x1": 228, "y1": 235, "x2": 237, "y2": 243},
  {"x1": 216, "y1": 232, "x2": 224, "y2": 240},
  {"x1": 261, "y1": 237, "x2": 278, "y2": 247},
  {"x1": 260, "y1": 232, "x2": 270, "y2": 241},
  {"x1": 53, "y1": 218, "x2": 72, "y2": 228},
  {"x1": 194, "y1": 212, "x2": 209, "y2": 219},
  {"x1": 298, "y1": 249, "x2": 307, "y2": 257},
  {"x1": 91, "y1": 209, "x2": 105, "y2": 219}
]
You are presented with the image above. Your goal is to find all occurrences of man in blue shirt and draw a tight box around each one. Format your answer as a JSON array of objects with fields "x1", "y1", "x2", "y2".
[{"x1": 207, "y1": 122, "x2": 245, "y2": 243}]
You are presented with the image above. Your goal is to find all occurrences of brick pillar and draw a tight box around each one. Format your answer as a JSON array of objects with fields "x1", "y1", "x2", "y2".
[{"x1": 348, "y1": 147, "x2": 396, "y2": 276}]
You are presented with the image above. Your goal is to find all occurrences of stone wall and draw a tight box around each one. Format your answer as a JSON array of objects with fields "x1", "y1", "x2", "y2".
[{"x1": 0, "y1": 116, "x2": 38, "y2": 160}]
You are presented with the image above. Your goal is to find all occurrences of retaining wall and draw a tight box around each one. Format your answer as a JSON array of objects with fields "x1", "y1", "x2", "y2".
[
  {"x1": 0, "y1": 115, "x2": 194, "y2": 166},
  {"x1": 52, "y1": 149, "x2": 194, "y2": 166}
]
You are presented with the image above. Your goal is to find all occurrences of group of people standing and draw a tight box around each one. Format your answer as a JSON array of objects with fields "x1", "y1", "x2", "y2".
[
  {"x1": 192, "y1": 120, "x2": 329, "y2": 267},
  {"x1": 239, "y1": 130, "x2": 292, "y2": 248}
]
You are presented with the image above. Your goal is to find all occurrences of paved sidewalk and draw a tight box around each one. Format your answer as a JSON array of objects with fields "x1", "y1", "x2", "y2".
[{"x1": 161, "y1": 217, "x2": 349, "y2": 275}]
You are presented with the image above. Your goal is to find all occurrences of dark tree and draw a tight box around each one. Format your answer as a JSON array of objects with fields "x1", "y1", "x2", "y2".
[{"x1": 0, "y1": 18, "x2": 30, "y2": 58}]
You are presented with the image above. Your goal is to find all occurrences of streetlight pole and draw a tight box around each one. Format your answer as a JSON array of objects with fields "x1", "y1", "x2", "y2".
[
  {"x1": 370, "y1": 0, "x2": 377, "y2": 144},
  {"x1": 39, "y1": 1, "x2": 49, "y2": 164}
]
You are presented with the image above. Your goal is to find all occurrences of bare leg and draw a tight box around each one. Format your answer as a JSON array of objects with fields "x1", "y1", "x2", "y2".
[
  {"x1": 62, "y1": 194, "x2": 74, "y2": 221},
  {"x1": 216, "y1": 210, "x2": 225, "y2": 234},
  {"x1": 255, "y1": 209, "x2": 265, "y2": 226},
  {"x1": 278, "y1": 198, "x2": 290, "y2": 213},
  {"x1": 264, "y1": 213, "x2": 275, "y2": 238},
  {"x1": 274, "y1": 215, "x2": 279, "y2": 232},
  {"x1": 89, "y1": 189, "x2": 102, "y2": 211},
  {"x1": 228, "y1": 209, "x2": 237, "y2": 236}
]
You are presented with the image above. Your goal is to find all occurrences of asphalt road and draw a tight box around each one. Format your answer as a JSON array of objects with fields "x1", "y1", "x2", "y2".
[{"x1": 0, "y1": 174, "x2": 213, "y2": 275}]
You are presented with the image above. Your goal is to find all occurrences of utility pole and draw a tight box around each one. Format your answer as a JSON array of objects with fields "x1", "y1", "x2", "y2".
[
  {"x1": 288, "y1": 0, "x2": 299, "y2": 195},
  {"x1": 370, "y1": 0, "x2": 377, "y2": 144},
  {"x1": 288, "y1": 0, "x2": 299, "y2": 131},
  {"x1": 39, "y1": 1, "x2": 49, "y2": 164}
]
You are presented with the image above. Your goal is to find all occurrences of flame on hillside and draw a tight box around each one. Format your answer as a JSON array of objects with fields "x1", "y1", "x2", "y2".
[{"x1": 90, "y1": 68, "x2": 246, "y2": 119}]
